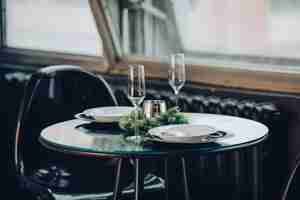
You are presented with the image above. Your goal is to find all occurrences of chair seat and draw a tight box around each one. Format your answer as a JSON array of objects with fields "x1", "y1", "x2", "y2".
[
  {"x1": 21, "y1": 163, "x2": 164, "y2": 200},
  {"x1": 22, "y1": 165, "x2": 164, "y2": 200},
  {"x1": 31, "y1": 166, "x2": 71, "y2": 190},
  {"x1": 27, "y1": 164, "x2": 117, "y2": 194}
]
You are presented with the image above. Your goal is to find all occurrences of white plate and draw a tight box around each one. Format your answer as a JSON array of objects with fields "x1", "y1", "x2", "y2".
[
  {"x1": 75, "y1": 106, "x2": 134, "y2": 123},
  {"x1": 148, "y1": 124, "x2": 220, "y2": 144}
]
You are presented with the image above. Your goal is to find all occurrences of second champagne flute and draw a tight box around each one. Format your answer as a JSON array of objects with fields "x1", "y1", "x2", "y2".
[
  {"x1": 168, "y1": 53, "x2": 186, "y2": 110},
  {"x1": 128, "y1": 64, "x2": 146, "y2": 145}
]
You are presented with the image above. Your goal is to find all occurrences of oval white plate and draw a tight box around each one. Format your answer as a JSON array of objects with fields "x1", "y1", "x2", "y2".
[
  {"x1": 148, "y1": 124, "x2": 218, "y2": 144},
  {"x1": 75, "y1": 106, "x2": 134, "y2": 123}
]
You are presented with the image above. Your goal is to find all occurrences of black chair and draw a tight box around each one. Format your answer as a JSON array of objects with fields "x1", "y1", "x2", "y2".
[
  {"x1": 12, "y1": 65, "x2": 135, "y2": 200},
  {"x1": 282, "y1": 153, "x2": 300, "y2": 200}
]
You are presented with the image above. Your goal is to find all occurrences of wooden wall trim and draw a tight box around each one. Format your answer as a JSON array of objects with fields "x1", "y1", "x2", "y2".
[
  {"x1": 1, "y1": 49, "x2": 299, "y2": 94},
  {"x1": 108, "y1": 55, "x2": 300, "y2": 94},
  {"x1": 0, "y1": 47, "x2": 108, "y2": 72}
]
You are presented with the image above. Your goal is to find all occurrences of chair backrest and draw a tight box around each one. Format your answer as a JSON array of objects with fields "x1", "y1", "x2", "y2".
[
  {"x1": 282, "y1": 153, "x2": 300, "y2": 200},
  {"x1": 14, "y1": 65, "x2": 118, "y2": 176}
]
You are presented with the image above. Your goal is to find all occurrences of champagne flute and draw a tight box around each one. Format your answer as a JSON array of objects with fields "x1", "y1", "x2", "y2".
[
  {"x1": 128, "y1": 64, "x2": 146, "y2": 145},
  {"x1": 168, "y1": 53, "x2": 186, "y2": 110}
]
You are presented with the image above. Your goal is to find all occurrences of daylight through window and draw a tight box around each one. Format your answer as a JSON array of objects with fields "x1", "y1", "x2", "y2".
[{"x1": 5, "y1": 0, "x2": 103, "y2": 56}]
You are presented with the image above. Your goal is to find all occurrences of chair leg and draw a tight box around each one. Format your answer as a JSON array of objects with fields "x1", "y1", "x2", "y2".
[
  {"x1": 113, "y1": 158, "x2": 123, "y2": 200},
  {"x1": 282, "y1": 159, "x2": 300, "y2": 200},
  {"x1": 181, "y1": 157, "x2": 190, "y2": 200},
  {"x1": 251, "y1": 145, "x2": 263, "y2": 200},
  {"x1": 134, "y1": 158, "x2": 144, "y2": 200},
  {"x1": 164, "y1": 158, "x2": 169, "y2": 200}
]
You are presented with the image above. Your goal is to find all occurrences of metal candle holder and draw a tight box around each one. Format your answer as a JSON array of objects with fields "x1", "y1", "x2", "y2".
[{"x1": 143, "y1": 100, "x2": 167, "y2": 119}]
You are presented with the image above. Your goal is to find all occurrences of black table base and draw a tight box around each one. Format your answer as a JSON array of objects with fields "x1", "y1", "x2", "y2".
[{"x1": 112, "y1": 157, "x2": 191, "y2": 200}]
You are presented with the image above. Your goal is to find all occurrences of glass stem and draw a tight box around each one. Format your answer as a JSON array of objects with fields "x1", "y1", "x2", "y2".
[
  {"x1": 175, "y1": 90, "x2": 179, "y2": 109},
  {"x1": 134, "y1": 106, "x2": 139, "y2": 145}
]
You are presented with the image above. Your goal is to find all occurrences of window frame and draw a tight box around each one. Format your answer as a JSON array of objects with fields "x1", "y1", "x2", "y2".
[
  {"x1": 95, "y1": 0, "x2": 300, "y2": 94},
  {"x1": 0, "y1": 0, "x2": 5, "y2": 48},
  {"x1": 0, "y1": 0, "x2": 112, "y2": 71},
  {"x1": 0, "y1": 0, "x2": 300, "y2": 94}
]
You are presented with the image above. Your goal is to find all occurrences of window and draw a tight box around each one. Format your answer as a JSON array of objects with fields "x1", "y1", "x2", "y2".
[
  {"x1": 173, "y1": 0, "x2": 300, "y2": 71},
  {"x1": 104, "y1": 0, "x2": 179, "y2": 57},
  {"x1": 104, "y1": 0, "x2": 300, "y2": 72},
  {"x1": 175, "y1": 0, "x2": 300, "y2": 58},
  {"x1": 1, "y1": 0, "x2": 299, "y2": 93},
  {"x1": 5, "y1": 0, "x2": 102, "y2": 56}
]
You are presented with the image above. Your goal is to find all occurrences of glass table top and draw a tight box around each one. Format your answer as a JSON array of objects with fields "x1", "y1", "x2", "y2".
[{"x1": 39, "y1": 113, "x2": 268, "y2": 158}]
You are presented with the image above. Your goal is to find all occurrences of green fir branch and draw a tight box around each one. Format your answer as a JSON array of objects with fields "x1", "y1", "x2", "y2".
[{"x1": 119, "y1": 107, "x2": 189, "y2": 137}]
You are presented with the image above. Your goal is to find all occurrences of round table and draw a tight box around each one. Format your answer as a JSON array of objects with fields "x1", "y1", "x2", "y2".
[{"x1": 39, "y1": 113, "x2": 268, "y2": 200}]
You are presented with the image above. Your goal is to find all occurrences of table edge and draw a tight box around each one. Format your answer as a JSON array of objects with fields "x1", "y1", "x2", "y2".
[{"x1": 39, "y1": 134, "x2": 269, "y2": 159}]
